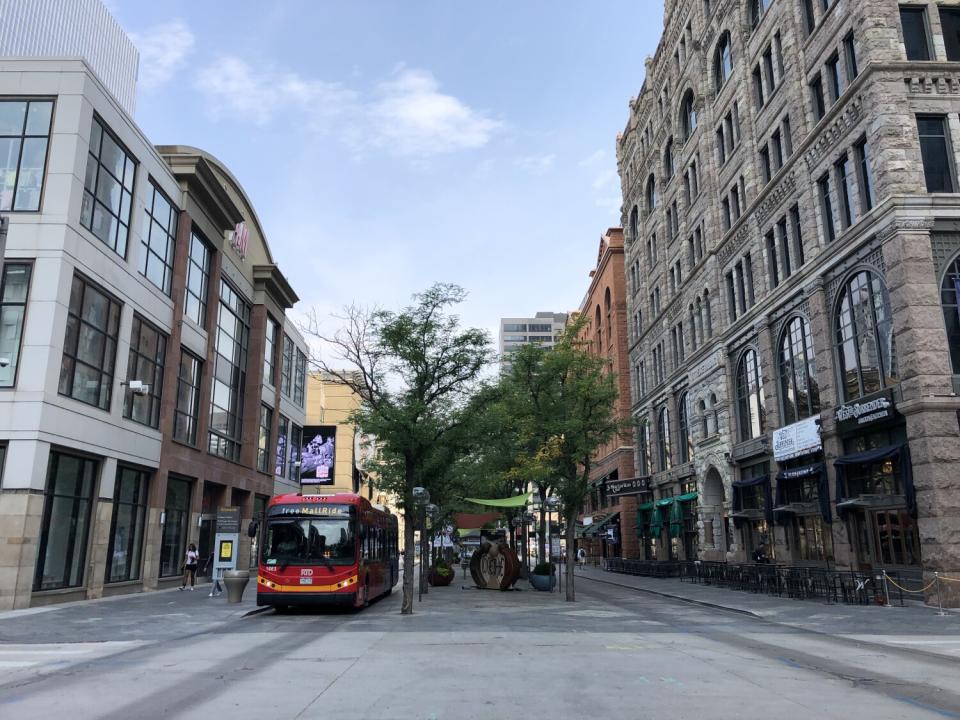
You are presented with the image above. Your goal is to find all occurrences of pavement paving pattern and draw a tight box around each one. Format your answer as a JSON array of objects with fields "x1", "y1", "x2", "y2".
[{"x1": 2, "y1": 570, "x2": 960, "y2": 719}]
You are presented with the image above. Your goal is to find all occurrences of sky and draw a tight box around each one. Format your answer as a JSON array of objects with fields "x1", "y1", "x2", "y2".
[{"x1": 109, "y1": 0, "x2": 666, "y2": 353}]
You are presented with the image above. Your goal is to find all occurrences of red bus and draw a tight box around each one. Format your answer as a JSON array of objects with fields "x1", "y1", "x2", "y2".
[{"x1": 257, "y1": 492, "x2": 399, "y2": 610}]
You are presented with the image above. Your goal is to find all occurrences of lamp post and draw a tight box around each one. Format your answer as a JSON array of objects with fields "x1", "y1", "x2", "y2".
[
  {"x1": 546, "y1": 496, "x2": 560, "y2": 591},
  {"x1": 412, "y1": 487, "x2": 430, "y2": 602},
  {"x1": 523, "y1": 512, "x2": 535, "y2": 570}
]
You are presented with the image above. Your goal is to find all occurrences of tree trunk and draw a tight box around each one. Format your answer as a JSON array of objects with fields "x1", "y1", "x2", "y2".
[
  {"x1": 538, "y1": 485, "x2": 547, "y2": 564},
  {"x1": 565, "y1": 513, "x2": 576, "y2": 602},
  {"x1": 402, "y1": 509, "x2": 416, "y2": 614}
]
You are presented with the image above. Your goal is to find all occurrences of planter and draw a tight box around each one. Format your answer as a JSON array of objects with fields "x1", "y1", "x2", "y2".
[
  {"x1": 529, "y1": 573, "x2": 555, "y2": 591},
  {"x1": 428, "y1": 568, "x2": 454, "y2": 586}
]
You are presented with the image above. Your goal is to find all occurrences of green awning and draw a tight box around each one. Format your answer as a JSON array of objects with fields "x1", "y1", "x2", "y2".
[
  {"x1": 669, "y1": 499, "x2": 684, "y2": 539},
  {"x1": 457, "y1": 528, "x2": 481, "y2": 537},
  {"x1": 656, "y1": 497, "x2": 675, "y2": 507},
  {"x1": 677, "y1": 492, "x2": 698, "y2": 503},
  {"x1": 649, "y1": 506, "x2": 664, "y2": 537},
  {"x1": 637, "y1": 501, "x2": 655, "y2": 511},
  {"x1": 464, "y1": 493, "x2": 531, "y2": 508}
]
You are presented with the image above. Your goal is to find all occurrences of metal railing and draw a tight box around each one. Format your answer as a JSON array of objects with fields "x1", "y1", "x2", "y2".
[{"x1": 603, "y1": 558, "x2": 911, "y2": 606}]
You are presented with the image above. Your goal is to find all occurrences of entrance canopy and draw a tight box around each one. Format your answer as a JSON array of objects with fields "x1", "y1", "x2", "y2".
[{"x1": 463, "y1": 493, "x2": 531, "y2": 508}]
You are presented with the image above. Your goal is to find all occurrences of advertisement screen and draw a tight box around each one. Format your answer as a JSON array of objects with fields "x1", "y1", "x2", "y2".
[{"x1": 299, "y1": 425, "x2": 336, "y2": 485}]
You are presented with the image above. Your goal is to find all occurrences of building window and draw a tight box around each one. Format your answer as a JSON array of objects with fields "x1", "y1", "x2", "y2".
[
  {"x1": 0, "y1": 262, "x2": 32, "y2": 387},
  {"x1": 779, "y1": 316, "x2": 821, "y2": 424},
  {"x1": 257, "y1": 404, "x2": 273, "y2": 474},
  {"x1": 159, "y1": 476, "x2": 192, "y2": 577},
  {"x1": 288, "y1": 424, "x2": 303, "y2": 482},
  {"x1": 759, "y1": 145, "x2": 771, "y2": 184},
  {"x1": 184, "y1": 231, "x2": 211, "y2": 328},
  {"x1": 280, "y1": 333, "x2": 294, "y2": 396},
  {"x1": 173, "y1": 350, "x2": 202, "y2": 445},
  {"x1": 810, "y1": 74, "x2": 826, "y2": 121},
  {"x1": 123, "y1": 315, "x2": 166, "y2": 428},
  {"x1": 139, "y1": 181, "x2": 178, "y2": 296},
  {"x1": 818, "y1": 173, "x2": 836, "y2": 242},
  {"x1": 753, "y1": 66, "x2": 765, "y2": 109},
  {"x1": 802, "y1": 0, "x2": 816, "y2": 34},
  {"x1": 34, "y1": 451, "x2": 97, "y2": 591},
  {"x1": 664, "y1": 137, "x2": 674, "y2": 179},
  {"x1": 751, "y1": 0, "x2": 773, "y2": 27},
  {"x1": 736, "y1": 348, "x2": 766, "y2": 441},
  {"x1": 294, "y1": 348, "x2": 306, "y2": 407},
  {"x1": 106, "y1": 466, "x2": 149, "y2": 583},
  {"x1": 835, "y1": 152, "x2": 857, "y2": 228},
  {"x1": 646, "y1": 175, "x2": 657, "y2": 213},
  {"x1": 917, "y1": 115, "x2": 955, "y2": 193},
  {"x1": 657, "y1": 406, "x2": 672, "y2": 472},
  {"x1": 790, "y1": 205, "x2": 805, "y2": 266},
  {"x1": 677, "y1": 392, "x2": 692, "y2": 464},
  {"x1": 826, "y1": 53, "x2": 842, "y2": 102},
  {"x1": 843, "y1": 33, "x2": 859, "y2": 81},
  {"x1": 264, "y1": 316, "x2": 279, "y2": 387},
  {"x1": 715, "y1": 33, "x2": 734, "y2": 91},
  {"x1": 0, "y1": 98, "x2": 53, "y2": 212},
  {"x1": 682, "y1": 91, "x2": 697, "y2": 138},
  {"x1": 941, "y1": 254, "x2": 960, "y2": 374},
  {"x1": 208, "y1": 279, "x2": 250, "y2": 461},
  {"x1": 900, "y1": 5, "x2": 932, "y2": 61},
  {"x1": 941, "y1": 7, "x2": 960, "y2": 61},
  {"x1": 80, "y1": 117, "x2": 136, "y2": 257},
  {"x1": 835, "y1": 270, "x2": 898, "y2": 401},
  {"x1": 777, "y1": 217, "x2": 792, "y2": 279},
  {"x1": 854, "y1": 137, "x2": 875, "y2": 211},
  {"x1": 638, "y1": 419, "x2": 651, "y2": 476},
  {"x1": 766, "y1": 230, "x2": 780, "y2": 288},
  {"x1": 58, "y1": 273, "x2": 121, "y2": 410},
  {"x1": 275, "y1": 415, "x2": 289, "y2": 476}
]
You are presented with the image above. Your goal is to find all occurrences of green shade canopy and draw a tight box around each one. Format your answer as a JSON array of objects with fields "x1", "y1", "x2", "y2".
[
  {"x1": 457, "y1": 528, "x2": 481, "y2": 537},
  {"x1": 649, "y1": 506, "x2": 664, "y2": 537},
  {"x1": 463, "y1": 493, "x2": 531, "y2": 508},
  {"x1": 637, "y1": 502, "x2": 655, "y2": 512},
  {"x1": 677, "y1": 492, "x2": 699, "y2": 503},
  {"x1": 656, "y1": 497, "x2": 676, "y2": 507}
]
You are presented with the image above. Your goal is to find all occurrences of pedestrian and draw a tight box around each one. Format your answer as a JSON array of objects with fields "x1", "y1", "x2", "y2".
[
  {"x1": 576, "y1": 547, "x2": 587, "y2": 570},
  {"x1": 208, "y1": 553, "x2": 224, "y2": 597},
  {"x1": 180, "y1": 543, "x2": 199, "y2": 591},
  {"x1": 752, "y1": 544, "x2": 768, "y2": 564}
]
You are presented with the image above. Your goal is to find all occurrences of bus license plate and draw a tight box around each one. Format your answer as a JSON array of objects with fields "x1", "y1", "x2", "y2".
[{"x1": 299, "y1": 578, "x2": 312, "y2": 585}]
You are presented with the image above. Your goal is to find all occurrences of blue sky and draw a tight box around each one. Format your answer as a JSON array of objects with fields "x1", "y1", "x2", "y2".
[{"x1": 111, "y1": 1, "x2": 665, "y2": 349}]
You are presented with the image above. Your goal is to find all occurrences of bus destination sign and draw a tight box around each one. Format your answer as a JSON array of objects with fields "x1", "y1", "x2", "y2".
[{"x1": 268, "y1": 503, "x2": 352, "y2": 518}]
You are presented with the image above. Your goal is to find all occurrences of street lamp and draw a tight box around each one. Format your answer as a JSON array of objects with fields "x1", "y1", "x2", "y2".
[{"x1": 545, "y1": 496, "x2": 560, "y2": 591}]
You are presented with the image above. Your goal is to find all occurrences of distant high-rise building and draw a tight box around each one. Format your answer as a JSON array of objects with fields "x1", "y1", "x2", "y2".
[{"x1": 498, "y1": 312, "x2": 567, "y2": 370}]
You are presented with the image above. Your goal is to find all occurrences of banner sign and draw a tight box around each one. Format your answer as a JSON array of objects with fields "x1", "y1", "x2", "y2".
[
  {"x1": 773, "y1": 416, "x2": 822, "y2": 461},
  {"x1": 215, "y1": 506, "x2": 240, "y2": 533},
  {"x1": 835, "y1": 390, "x2": 897, "y2": 433},
  {"x1": 607, "y1": 477, "x2": 651, "y2": 496},
  {"x1": 299, "y1": 425, "x2": 336, "y2": 485}
]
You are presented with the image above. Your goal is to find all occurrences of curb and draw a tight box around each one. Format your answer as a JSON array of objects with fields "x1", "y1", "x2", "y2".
[
  {"x1": 578, "y1": 572, "x2": 763, "y2": 618},
  {"x1": 241, "y1": 605, "x2": 273, "y2": 618}
]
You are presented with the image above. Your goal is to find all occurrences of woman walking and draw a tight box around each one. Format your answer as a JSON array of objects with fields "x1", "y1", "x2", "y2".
[{"x1": 180, "y1": 543, "x2": 199, "y2": 590}]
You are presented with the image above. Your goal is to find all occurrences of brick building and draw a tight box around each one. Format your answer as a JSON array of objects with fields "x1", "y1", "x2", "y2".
[
  {"x1": 618, "y1": 0, "x2": 960, "y2": 603},
  {"x1": 575, "y1": 229, "x2": 639, "y2": 562}
]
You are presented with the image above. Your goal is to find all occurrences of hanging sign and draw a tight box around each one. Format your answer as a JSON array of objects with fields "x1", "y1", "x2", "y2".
[
  {"x1": 773, "y1": 416, "x2": 822, "y2": 461},
  {"x1": 835, "y1": 390, "x2": 897, "y2": 433},
  {"x1": 607, "y1": 477, "x2": 651, "y2": 496},
  {"x1": 229, "y1": 221, "x2": 249, "y2": 259}
]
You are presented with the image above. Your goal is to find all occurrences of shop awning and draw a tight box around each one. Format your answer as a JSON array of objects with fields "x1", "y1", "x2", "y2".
[
  {"x1": 732, "y1": 475, "x2": 773, "y2": 526},
  {"x1": 834, "y1": 443, "x2": 915, "y2": 517},
  {"x1": 464, "y1": 493, "x2": 531, "y2": 508},
  {"x1": 577, "y1": 511, "x2": 618, "y2": 538},
  {"x1": 774, "y1": 462, "x2": 830, "y2": 524}
]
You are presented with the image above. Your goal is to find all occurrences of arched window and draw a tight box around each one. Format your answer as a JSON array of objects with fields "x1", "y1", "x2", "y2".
[
  {"x1": 604, "y1": 288, "x2": 612, "y2": 345},
  {"x1": 779, "y1": 316, "x2": 821, "y2": 424},
  {"x1": 709, "y1": 393, "x2": 719, "y2": 435},
  {"x1": 595, "y1": 305, "x2": 602, "y2": 350},
  {"x1": 677, "y1": 392, "x2": 692, "y2": 463},
  {"x1": 714, "y1": 33, "x2": 734, "y2": 91},
  {"x1": 646, "y1": 175, "x2": 657, "y2": 214},
  {"x1": 638, "y1": 418, "x2": 652, "y2": 476},
  {"x1": 736, "y1": 348, "x2": 766, "y2": 440},
  {"x1": 689, "y1": 304, "x2": 698, "y2": 349},
  {"x1": 941, "y1": 254, "x2": 960, "y2": 374},
  {"x1": 657, "y1": 406, "x2": 673, "y2": 471},
  {"x1": 664, "y1": 137, "x2": 674, "y2": 179},
  {"x1": 698, "y1": 398, "x2": 709, "y2": 438},
  {"x1": 629, "y1": 205, "x2": 639, "y2": 241},
  {"x1": 704, "y1": 289, "x2": 713, "y2": 337},
  {"x1": 681, "y1": 90, "x2": 697, "y2": 139},
  {"x1": 835, "y1": 270, "x2": 898, "y2": 401},
  {"x1": 695, "y1": 296, "x2": 705, "y2": 343}
]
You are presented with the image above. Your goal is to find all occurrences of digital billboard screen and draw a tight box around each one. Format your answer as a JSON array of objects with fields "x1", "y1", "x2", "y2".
[{"x1": 299, "y1": 425, "x2": 336, "y2": 485}]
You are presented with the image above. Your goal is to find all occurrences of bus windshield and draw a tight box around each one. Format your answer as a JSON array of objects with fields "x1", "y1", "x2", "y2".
[{"x1": 262, "y1": 517, "x2": 356, "y2": 567}]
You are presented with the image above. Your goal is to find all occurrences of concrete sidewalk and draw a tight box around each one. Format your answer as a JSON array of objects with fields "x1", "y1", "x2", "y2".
[{"x1": 0, "y1": 577, "x2": 259, "y2": 645}]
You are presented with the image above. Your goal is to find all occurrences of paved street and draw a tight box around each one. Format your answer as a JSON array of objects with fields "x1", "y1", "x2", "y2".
[{"x1": 2, "y1": 569, "x2": 960, "y2": 719}]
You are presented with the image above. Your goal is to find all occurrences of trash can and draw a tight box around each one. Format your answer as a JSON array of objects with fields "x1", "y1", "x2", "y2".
[{"x1": 223, "y1": 569, "x2": 250, "y2": 604}]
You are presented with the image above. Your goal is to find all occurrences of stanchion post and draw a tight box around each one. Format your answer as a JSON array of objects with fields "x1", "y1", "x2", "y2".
[
  {"x1": 936, "y1": 572, "x2": 947, "y2": 617},
  {"x1": 881, "y1": 571, "x2": 892, "y2": 608}
]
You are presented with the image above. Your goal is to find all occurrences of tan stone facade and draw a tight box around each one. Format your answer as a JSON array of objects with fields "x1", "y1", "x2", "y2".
[
  {"x1": 618, "y1": 0, "x2": 960, "y2": 603},
  {"x1": 576, "y1": 229, "x2": 639, "y2": 562}
]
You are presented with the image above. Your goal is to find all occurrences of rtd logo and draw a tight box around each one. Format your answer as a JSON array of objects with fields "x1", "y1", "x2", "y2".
[{"x1": 301, "y1": 569, "x2": 314, "y2": 577}]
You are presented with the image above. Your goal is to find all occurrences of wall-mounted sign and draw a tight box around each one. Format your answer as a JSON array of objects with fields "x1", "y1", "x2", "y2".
[
  {"x1": 835, "y1": 390, "x2": 897, "y2": 434},
  {"x1": 229, "y1": 221, "x2": 249, "y2": 260},
  {"x1": 773, "y1": 416, "x2": 822, "y2": 461},
  {"x1": 607, "y1": 477, "x2": 650, "y2": 496},
  {"x1": 299, "y1": 425, "x2": 336, "y2": 485},
  {"x1": 215, "y1": 506, "x2": 240, "y2": 533}
]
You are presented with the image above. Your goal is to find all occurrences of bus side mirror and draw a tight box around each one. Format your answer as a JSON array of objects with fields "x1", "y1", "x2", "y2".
[{"x1": 247, "y1": 521, "x2": 259, "y2": 538}]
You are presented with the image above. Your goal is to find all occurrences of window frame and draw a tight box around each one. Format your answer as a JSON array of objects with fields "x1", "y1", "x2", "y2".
[
  {"x1": 139, "y1": 180, "x2": 178, "y2": 296},
  {"x1": 736, "y1": 347, "x2": 766, "y2": 441},
  {"x1": 900, "y1": 5, "x2": 933, "y2": 61},
  {"x1": 917, "y1": 114, "x2": 957, "y2": 193},
  {"x1": 80, "y1": 115, "x2": 137, "y2": 258},
  {"x1": 0, "y1": 261, "x2": 33, "y2": 388},
  {"x1": 778, "y1": 315, "x2": 821, "y2": 425},
  {"x1": 105, "y1": 465, "x2": 150, "y2": 584},
  {"x1": 184, "y1": 230, "x2": 212, "y2": 328},
  {"x1": 0, "y1": 97, "x2": 55, "y2": 213},
  {"x1": 123, "y1": 314, "x2": 167, "y2": 429},
  {"x1": 173, "y1": 349, "x2": 203, "y2": 446}
]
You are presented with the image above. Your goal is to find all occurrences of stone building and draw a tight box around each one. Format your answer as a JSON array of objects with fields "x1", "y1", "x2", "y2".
[
  {"x1": 575, "y1": 229, "x2": 639, "y2": 562},
  {"x1": 618, "y1": 0, "x2": 960, "y2": 603},
  {"x1": 0, "y1": 55, "x2": 308, "y2": 610}
]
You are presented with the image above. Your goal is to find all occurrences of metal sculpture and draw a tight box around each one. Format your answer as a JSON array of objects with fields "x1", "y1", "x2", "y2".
[{"x1": 469, "y1": 534, "x2": 520, "y2": 590}]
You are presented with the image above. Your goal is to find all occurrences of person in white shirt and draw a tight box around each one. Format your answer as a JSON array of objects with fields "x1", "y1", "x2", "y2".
[{"x1": 180, "y1": 544, "x2": 199, "y2": 591}]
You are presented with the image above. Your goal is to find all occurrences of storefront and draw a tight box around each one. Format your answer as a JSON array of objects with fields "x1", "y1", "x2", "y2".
[
  {"x1": 772, "y1": 415, "x2": 833, "y2": 565},
  {"x1": 732, "y1": 465, "x2": 773, "y2": 562},
  {"x1": 832, "y1": 390, "x2": 920, "y2": 572}
]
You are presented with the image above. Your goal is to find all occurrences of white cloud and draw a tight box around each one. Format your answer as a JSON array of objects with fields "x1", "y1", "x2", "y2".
[
  {"x1": 515, "y1": 153, "x2": 556, "y2": 175},
  {"x1": 131, "y1": 20, "x2": 195, "y2": 90},
  {"x1": 365, "y1": 68, "x2": 502, "y2": 157},
  {"x1": 579, "y1": 149, "x2": 606, "y2": 168},
  {"x1": 194, "y1": 59, "x2": 500, "y2": 158},
  {"x1": 195, "y1": 56, "x2": 357, "y2": 126}
]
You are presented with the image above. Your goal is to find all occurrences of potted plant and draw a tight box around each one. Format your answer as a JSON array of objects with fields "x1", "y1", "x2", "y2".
[
  {"x1": 428, "y1": 559, "x2": 455, "y2": 587},
  {"x1": 529, "y1": 562, "x2": 556, "y2": 591}
]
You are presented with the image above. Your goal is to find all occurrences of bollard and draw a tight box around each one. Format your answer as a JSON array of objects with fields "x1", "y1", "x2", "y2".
[
  {"x1": 936, "y1": 572, "x2": 947, "y2": 617},
  {"x1": 222, "y1": 569, "x2": 250, "y2": 604}
]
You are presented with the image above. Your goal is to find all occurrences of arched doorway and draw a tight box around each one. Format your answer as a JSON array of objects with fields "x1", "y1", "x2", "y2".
[{"x1": 701, "y1": 467, "x2": 728, "y2": 561}]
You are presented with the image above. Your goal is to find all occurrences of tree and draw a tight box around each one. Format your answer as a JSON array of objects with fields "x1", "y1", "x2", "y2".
[
  {"x1": 502, "y1": 317, "x2": 626, "y2": 601},
  {"x1": 304, "y1": 283, "x2": 491, "y2": 614}
]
